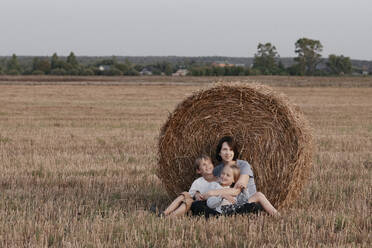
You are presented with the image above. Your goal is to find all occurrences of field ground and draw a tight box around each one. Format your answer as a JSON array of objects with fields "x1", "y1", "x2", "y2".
[{"x1": 0, "y1": 76, "x2": 371, "y2": 247}]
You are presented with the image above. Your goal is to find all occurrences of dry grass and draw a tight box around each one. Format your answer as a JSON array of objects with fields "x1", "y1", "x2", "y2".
[
  {"x1": 0, "y1": 79, "x2": 371, "y2": 247},
  {"x1": 1, "y1": 75, "x2": 372, "y2": 87}
]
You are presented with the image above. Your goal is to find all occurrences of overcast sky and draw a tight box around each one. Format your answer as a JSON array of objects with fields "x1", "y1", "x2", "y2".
[{"x1": 1, "y1": 0, "x2": 371, "y2": 60}]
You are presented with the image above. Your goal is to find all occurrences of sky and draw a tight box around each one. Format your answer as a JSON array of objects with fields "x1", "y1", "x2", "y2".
[{"x1": 1, "y1": 0, "x2": 371, "y2": 60}]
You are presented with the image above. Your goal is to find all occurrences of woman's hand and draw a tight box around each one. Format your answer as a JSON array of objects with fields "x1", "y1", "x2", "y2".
[{"x1": 234, "y1": 181, "x2": 246, "y2": 190}]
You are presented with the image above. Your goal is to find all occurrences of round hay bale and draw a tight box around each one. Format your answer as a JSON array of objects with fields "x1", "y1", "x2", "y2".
[{"x1": 157, "y1": 82, "x2": 313, "y2": 209}]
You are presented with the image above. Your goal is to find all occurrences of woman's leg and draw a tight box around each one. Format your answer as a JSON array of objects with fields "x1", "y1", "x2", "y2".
[
  {"x1": 163, "y1": 195, "x2": 185, "y2": 216},
  {"x1": 248, "y1": 192, "x2": 279, "y2": 216}
]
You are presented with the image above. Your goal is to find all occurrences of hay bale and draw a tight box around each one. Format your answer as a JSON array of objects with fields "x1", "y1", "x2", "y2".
[{"x1": 157, "y1": 82, "x2": 313, "y2": 208}]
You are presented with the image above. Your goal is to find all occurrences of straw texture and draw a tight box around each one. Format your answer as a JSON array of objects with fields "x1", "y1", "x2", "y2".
[{"x1": 157, "y1": 82, "x2": 313, "y2": 208}]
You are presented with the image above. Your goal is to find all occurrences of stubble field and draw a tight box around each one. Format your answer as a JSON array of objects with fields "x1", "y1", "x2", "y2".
[{"x1": 0, "y1": 76, "x2": 371, "y2": 247}]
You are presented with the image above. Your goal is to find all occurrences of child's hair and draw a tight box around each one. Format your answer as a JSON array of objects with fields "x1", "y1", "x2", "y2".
[
  {"x1": 224, "y1": 164, "x2": 241, "y2": 184},
  {"x1": 215, "y1": 136, "x2": 239, "y2": 162},
  {"x1": 194, "y1": 154, "x2": 212, "y2": 170}
]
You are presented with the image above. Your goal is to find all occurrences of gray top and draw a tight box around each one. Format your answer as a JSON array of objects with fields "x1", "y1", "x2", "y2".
[{"x1": 213, "y1": 159, "x2": 257, "y2": 200}]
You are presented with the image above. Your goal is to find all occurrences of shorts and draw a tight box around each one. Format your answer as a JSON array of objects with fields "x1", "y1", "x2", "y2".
[
  {"x1": 190, "y1": 200, "x2": 220, "y2": 218},
  {"x1": 222, "y1": 202, "x2": 264, "y2": 216}
]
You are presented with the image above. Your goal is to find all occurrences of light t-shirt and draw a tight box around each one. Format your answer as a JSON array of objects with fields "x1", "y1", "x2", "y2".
[
  {"x1": 188, "y1": 177, "x2": 219, "y2": 198},
  {"x1": 206, "y1": 183, "x2": 234, "y2": 213},
  {"x1": 213, "y1": 159, "x2": 257, "y2": 200}
]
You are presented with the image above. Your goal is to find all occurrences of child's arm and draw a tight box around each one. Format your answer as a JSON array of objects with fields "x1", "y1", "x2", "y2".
[{"x1": 202, "y1": 187, "x2": 241, "y2": 199}]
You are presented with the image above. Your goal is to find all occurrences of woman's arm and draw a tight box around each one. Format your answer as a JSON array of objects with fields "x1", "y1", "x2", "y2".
[
  {"x1": 202, "y1": 187, "x2": 241, "y2": 198},
  {"x1": 234, "y1": 174, "x2": 249, "y2": 189}
]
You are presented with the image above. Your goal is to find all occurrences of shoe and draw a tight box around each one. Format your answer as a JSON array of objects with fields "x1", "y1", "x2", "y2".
[{"x1": 149, "y1": 204, "x2": 157, "y2": 214}]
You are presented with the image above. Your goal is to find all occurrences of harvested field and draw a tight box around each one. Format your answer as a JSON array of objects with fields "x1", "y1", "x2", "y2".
[{"x1": 0, "y1": 77, "x2": 371, "y2": 247}]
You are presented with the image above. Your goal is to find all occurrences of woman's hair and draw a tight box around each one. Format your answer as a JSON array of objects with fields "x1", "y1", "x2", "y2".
[
  {"x1": 194, "y1": 154, "x2": 212, "y2": 170},
  {"x1": 215, "y1": 136, "x2": 239, "y2": 162}
]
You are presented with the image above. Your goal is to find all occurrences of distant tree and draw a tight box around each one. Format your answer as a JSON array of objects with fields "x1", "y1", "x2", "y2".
[
  {"x1": 277, "y1": 61, "x2": 288, "y2": 75},
  {"x1": 326, "y1": 54, "x2": 352, "y2": 75},
  {"x1": 51, "y1": 53, "x2": 60, "y2": 69},
  {"x1": 32, "y1": 70, "x2": 45, "y2": 75},
  {"x1": 0, "y1": 65, "x2": 3, "y2": 75},
  {"x1": 115, "y1": 63, "x2": 129, "y2": 74},
  {"x1": 50, "y1": 68, "x2": 67, "y2": 75},
  {"x1": 134, "y1": 64, "x2": 144, "y2": 72},
  {"x1": 294, "y1": 38, "x2": 323, "y2": 75},
  {"x1": 286, "y1": 63, "x2": 302, "y2": 76},
  {"x1": 253, "y1": 42, "x2": 279, "y2": 74},
  {"x1": 32, "y1": 58, "x2": 51, "y2": 74},
  {"x1": 104, "y1": 67, "x2": 123, "y2": 76},
  {"x1": 6, "y1": 54, "x2": 21, "y2": 74},
  {"x1": 79, "y1": 68, "x2": 94, "y2": 76},
  {"x1": 66, "y1": 52, "x2": 79, "y2": 67},
  {"x1": 164, "y1": 63, "x2": 173, "y2": 76}
]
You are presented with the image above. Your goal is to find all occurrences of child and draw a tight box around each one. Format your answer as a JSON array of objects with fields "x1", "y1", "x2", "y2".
[
  {"x1": 160, "y1": 154, "x2": 219, "y2": 217},
  {"x1": 205, "y1": 164, "x2": 280, "y2": 216},
  {"x1": 206, "y1": 164, "x2": 241, "y2": 213}
]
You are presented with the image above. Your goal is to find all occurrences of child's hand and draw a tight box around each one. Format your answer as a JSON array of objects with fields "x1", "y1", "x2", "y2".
[
  {"x1": 194, "y1": 192, "x2": 204, "y2": 201},
  {"x1": 201, "y1": 192, "x2": 210, "y2": 199},
  {"x1": 222, "y1": 194, "x2": 236, "y2": 204}
]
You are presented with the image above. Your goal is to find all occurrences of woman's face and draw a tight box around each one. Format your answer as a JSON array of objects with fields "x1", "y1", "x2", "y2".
[
  {"x1": 219, "y1": 142, "x2": 234, "y2": 163},
  {"x1": 220, "y1": 166, "x2": 235, "y2": 187}
]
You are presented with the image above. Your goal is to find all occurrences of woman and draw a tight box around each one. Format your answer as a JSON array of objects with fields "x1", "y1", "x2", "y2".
[{"x1": 190, "y1": 136, "x2": 277, "y2": 217}]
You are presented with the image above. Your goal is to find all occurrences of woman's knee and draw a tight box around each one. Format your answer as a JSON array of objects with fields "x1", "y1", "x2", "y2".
[{"x1": 255, "y1": 192, "x2": 264, "y2": 198}]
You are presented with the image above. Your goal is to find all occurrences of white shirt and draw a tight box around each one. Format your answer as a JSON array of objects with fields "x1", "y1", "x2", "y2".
[{"x1": 188, "y1": 177, "x2": 219, "y2": 198}]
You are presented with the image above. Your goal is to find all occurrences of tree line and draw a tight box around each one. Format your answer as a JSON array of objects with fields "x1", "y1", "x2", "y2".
[{"x1": 0, "y1": 37, "x2": 368, "y2": 76}]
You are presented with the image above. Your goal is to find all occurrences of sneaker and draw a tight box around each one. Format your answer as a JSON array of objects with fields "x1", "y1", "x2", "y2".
[{"x1": 149, "y1": 204, "x2": 157, "y2": 215}]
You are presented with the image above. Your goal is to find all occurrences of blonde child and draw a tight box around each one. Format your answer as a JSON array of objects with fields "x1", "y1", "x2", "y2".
[
  {"x1": 206, "y1": 164, "x2": 240, "y2": 213},
  {"x1": 204, "y1": 164, "x2": 279, "y2": 216}
]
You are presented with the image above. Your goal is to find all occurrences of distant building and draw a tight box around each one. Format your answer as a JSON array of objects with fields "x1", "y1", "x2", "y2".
[
  {"x1": 234, "y1": 64, "x2": 246, "y2": 67},
  {"x1": 140, "y1": 68, "x2": 152, "y2": 75},
  {"x1": 362, "y1": 66, "x2": 369, "y2": 76},
  {"x1": 212, "y1": 62, "x2": 234, "y2": 67},
  {"x1": 98, "y1": 65, "x2": 111, "y2": 71},
  {"x1": 172, "y1": 69, "x2": 189, "y2": 76}
]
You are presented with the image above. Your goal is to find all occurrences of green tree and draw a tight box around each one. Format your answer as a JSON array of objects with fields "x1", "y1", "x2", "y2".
[
  {"x1": 326, "y1": 54, "x2": 352, "y2": 75},
  {"x1": 51, "y1": 53, "x2": 60, "y2": 69},
  {"x1": 66, "y1": 52, "x2": 79, "y2": 67},
  {"x1": 32, "y1": 58, "x2": 51, "y2": 74},
  {"x1": 294, "y1": 38, "x2": 323, "y2": 75},
  {"x1": 164, "y1": 63, "x2": 173, "y2": 76},
  {"x1": 6, "y1": 54, "x2": 21, "y2": 74},
  {"x1": 253, "y1": 42, "x2": 279, "y2": 74},
  {"x1": 50, "y1": 68, "x2": 67, "y2": 75}
]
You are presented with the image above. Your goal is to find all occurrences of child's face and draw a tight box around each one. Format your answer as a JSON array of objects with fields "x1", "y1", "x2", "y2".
[
  {"x1": 219, "y1": 142, "x2": 234, "y2": 163},
  {"x1": 219, "y1": 166, "x2": 235, "y2": 187},
  {"x1": 197, "y1": 159, "x2": 214, "y2": 176}
]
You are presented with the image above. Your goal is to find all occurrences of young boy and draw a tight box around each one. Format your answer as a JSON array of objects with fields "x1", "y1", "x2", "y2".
[{"x1": 159, "y1": 154, "x2": 218, "y2": 217}]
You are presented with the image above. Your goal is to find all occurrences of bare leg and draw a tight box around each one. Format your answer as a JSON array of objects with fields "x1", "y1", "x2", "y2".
[
  {"x1": 248, "y1": 192, "x2": 279, "y2": 216},
  {"x1": 163, "y1": 195, "x2": 185, "y2": 216},
  {"x1": 168, "y1": 203, "x2": 187, "y2": 217}
]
